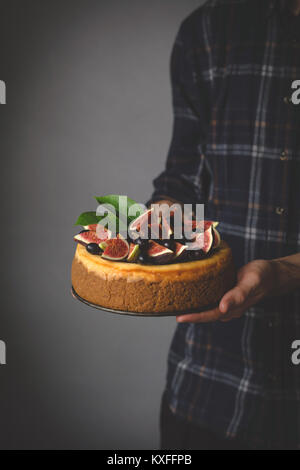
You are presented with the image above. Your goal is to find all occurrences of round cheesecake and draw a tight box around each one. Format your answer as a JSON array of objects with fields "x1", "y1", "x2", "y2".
[{"x1": 71, "y1": 241, "x2": 236, "y2": 314}]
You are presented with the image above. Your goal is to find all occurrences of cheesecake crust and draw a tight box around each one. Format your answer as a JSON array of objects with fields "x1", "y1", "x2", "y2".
[{"x1": 71, "y1": 241, "x2": 236, "y2": 313}]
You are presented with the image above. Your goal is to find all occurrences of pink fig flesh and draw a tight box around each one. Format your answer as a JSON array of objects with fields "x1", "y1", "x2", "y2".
[
  {"x1": 147, "y1": 241, "x2": 174, "y2": 264},
  {"x1": 100, "y1": 238, "x2": 129, "y2": 261},
  {"x1": 74, "y1": 230, "x2": 105, "y2": 246}
]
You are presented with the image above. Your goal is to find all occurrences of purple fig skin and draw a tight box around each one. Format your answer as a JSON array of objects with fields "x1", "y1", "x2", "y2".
[
  {"x1": 186, "y1": 226, "x2": 214, "y2": 254},
  {"x1": 212, "y1": 227, "x2": 221, "y2": 249},
  {"x1": 147, "y1": 241, "x2": 174, "y2": 265},
  {"x1": 173, "y1": 242, "x2": 188, "y2": 261}
]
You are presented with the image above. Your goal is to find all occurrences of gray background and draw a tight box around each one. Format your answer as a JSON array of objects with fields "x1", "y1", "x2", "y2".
[{"x1": 0, "y1": 0, "x2": 204, "y2": 449}]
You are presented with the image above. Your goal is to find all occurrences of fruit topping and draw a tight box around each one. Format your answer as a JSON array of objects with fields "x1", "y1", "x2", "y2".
[
  {"x1": 83, "y1": 224, "x2": 98, "y2": 231},
  {"x1": 161, "y1": 215, "x2": 173, "y2": 239},
  {"x1": 127, "y1": 243, "x2": 140, "y2": 262},
  {"x1": 184, "y1": 220, "x2": 218, "y2": 239},
  {"x1": 74, "y1": 230, "x2": 105, "y2": 246},
  {"x1": 129, "y1": 208, "x2": 155, "y2": 233},
  {"x1": 81, "y1": 224, "x2": 111, "y2": 242},
  {"x1": 96, "y1": 224, "x2": 112, "y2": 242},
  {"x1": 136, "y1": 238, "x2": 149, "y2": 249},
  {"x1": 148, "y1": 222, "x2": 162, "y2": 240},
  {"x1": 189, "y1": 225, "x2": 214, "y2": 253},
  {"x1": 86, "y1": 243, "x2": 102, "y2": 255},
  {"x1": 147, "y1": 241, "x2": 174, "y2": 264},
  {"x1": 212, "y1": 227, "x2": 221, "y2": 249},
  {"x1": 192, "y1": 250, "x2": 205, "y2": 259},
  {"x1": 75, "y1": 198, "x2": 221, "y2": 264},
  {"x1": 162, "y1": 239, "x2": 175, "y2": 250},
  {"x1": 137, "y1": 253, "x2": 148, "y2": 264},
  {"x1": 99, "y1": 238, "x2": 129, "y2": 261},
  {"x1": 173, "y1": 242, "x2": 188, "y2": 261}
]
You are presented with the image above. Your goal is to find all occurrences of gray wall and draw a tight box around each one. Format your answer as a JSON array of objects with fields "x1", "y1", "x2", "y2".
[{"x1": 0, "y1": 0, "x2": 204, "y2": 449}]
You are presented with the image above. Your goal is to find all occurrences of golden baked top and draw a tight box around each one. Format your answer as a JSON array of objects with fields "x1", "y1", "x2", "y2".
[{"x1": 75, "y1": 240, "x2": 232, "y2": 282}]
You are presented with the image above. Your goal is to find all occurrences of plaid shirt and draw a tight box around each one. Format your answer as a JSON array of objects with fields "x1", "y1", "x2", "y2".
[{"x1": 151, "y1": 0, "x2": 300, "y2": 449}]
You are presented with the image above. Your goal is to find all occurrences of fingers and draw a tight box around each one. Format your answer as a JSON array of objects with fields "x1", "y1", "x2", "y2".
[
  {"x1": 218, "y1": 287, "x2": 249, "y2": 322},
  {"x1": 219, "y1": 311, "x2": 243, "y2": 322},
  {"x1": 219, "y1": 286, "x2": 246, "y2": 314},
  {"x1": 177, "y1": 261, "x2": 267, "y2": 324},
  {"x1": 176, "y1": 285, "x2": 250, "y2": 324},
  {"x1": 176, "y1": 307, "x2": 222, "y2": 323}
]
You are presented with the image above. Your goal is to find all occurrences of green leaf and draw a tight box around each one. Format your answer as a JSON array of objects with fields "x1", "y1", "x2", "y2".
[
  {"x1": 95, "y1": 195, "x2": 144, "y2": 224},
  {"x1": 97, "y1": 210, "x2": 123, "y2": 234},
  {"x1": 75, "y1": 211, "x2": 123, "y2": 234},
  {"x1": 75, "y1": 212, "x2": 101, "y2": 226}
]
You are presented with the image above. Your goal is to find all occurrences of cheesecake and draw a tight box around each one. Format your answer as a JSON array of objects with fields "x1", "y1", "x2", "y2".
[{"x1": 72, "y1": 240, "x2": 235, "y2": 314}]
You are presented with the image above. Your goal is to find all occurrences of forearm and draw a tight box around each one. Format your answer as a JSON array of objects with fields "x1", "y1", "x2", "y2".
[{"x1": 271, "y1": 253, "x2": 300, "y2": 296}]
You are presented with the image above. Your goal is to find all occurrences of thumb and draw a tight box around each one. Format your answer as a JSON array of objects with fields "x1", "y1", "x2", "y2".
[{"x1": 219, "y1": 286, "x2": 246, "y2": 314}]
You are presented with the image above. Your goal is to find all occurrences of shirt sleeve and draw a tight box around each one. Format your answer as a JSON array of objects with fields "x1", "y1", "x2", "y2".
[{"x1": 150, "y1": 19, "x2": 211, "y2": 205}]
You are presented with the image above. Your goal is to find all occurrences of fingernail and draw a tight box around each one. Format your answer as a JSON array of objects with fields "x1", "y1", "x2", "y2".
[
  {"x1": 176, "y1": 316, "x2": 185, "y2": 323},
  {"x1": 220, "y1": 302, "x2": 229, "y2": 313}
]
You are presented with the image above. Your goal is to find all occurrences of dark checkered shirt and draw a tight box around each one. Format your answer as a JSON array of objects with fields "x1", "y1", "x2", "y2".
[{"x1": 151, "y1": 0, "x2": 300, "y2": 449}]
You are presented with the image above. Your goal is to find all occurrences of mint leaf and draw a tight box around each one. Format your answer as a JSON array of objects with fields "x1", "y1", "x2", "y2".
[
  {"x1": 75, "y1": 211, "x2": 123, "y2": 235},
  {"x1": 96, "y1": 210, "x2": 124, "y2": 234},
  {"x1": 75, "y1": 212, "x2": 101, "y2": 226},
  {"x1": 95, "y1": 195, "x2": 144, "y2": 224}
]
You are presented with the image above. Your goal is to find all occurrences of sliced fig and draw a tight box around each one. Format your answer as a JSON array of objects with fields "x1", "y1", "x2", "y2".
[
  {"x1": 96, "y1": 224, "x2": 112, "y2": 242},
  {"x1": 186, "y1": 220, "x2": 217, "y2": 232},
  {"x1": 74, "y1": 230, "x2": 105, "y2": 246},
  {"x1": 148, "y1": 222, "x2": 162, "y2": 240},
  {"x1": 129, "y1": 208, "x2": 154, "y2": 232},
  {"x1": 212, "y1": 227, "x2": 221, "y2": 249},
  {"x1": 173, "y1": 242, "x2": 188, "y2": 261},
  {"x1": 100, "y1": 238, "x2": 129, "y2": 261},
  {"x1": 197, "y1": 226, "x2": 214, "y2": 253},
  {"x1": 139, "y1": 218, "x2": 172, "y2": 240},
  {"x1": 202, "y1": 220, "x2": 219, "y2": 230},
  {"x1": 127, "y1": 243, "x2": 140, "y2": 262},
  {"x1": 170, "y1": 205, "x2": 185, "y2": 239},
  {"x1": 82, "y1": 223, "x2": 111, "y2": 242},
  {"x1": 161, "y1": 215, "x2": 173, "y2": 239},
  {"x1": 187, "y1": 226, "x2": 214, "y2": 253},
  {"x1": 147, "y1": 241, "x2": 174, "y2": 264},
  {"x1": 184, "y1": 220, "x2": 218, "y2": 242},
  {"x1": 83, "y1": 224, "x2": 98, "y2": 231}
]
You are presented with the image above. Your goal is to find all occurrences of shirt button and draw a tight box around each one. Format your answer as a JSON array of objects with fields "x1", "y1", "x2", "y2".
[
  {"x1": 268, "y1": 321, "x2": 273, "y2": 328},
  {"x1": 280, "y1": 150, "x2": 288, "y2": 161},
  {"x1": 283, "y1": 96, "x2": 292, "y2": 104},
  {"x1": 275, "y1": 207, "x2": 285, "y2": 216}
]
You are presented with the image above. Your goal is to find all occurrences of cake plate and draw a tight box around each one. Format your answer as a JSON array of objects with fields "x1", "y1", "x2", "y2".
[{"x1": 71, "y1": 286, "x2": 218, "y2": 317}]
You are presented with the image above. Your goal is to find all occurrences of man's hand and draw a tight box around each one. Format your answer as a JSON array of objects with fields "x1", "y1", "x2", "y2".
[{"x1": 177, "y1": 260, "x2": 276, "y2": 323}]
